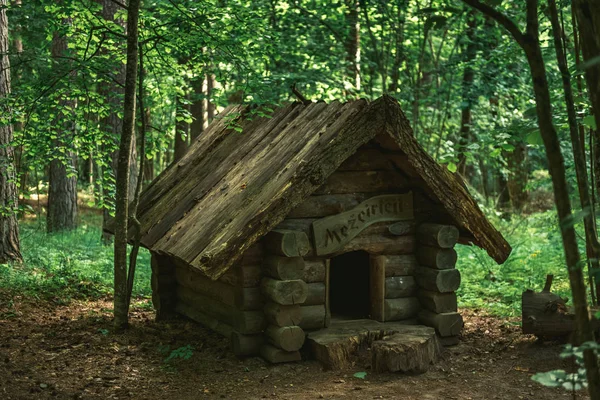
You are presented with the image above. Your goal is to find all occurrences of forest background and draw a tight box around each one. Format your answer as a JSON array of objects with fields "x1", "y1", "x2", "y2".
[{"x1": 1, "y1": 0, "x2": 600, "y2": 395}]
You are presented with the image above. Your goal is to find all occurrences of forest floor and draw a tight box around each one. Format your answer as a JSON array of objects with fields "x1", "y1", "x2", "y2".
[{"x1": 0, "y1": 294, "x2": 583, "y2": 400}]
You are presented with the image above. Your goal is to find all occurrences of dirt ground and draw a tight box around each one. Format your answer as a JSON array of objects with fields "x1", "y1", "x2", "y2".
[{"x1": 0, "y1": 293, "x2": 585, "y2": 400}]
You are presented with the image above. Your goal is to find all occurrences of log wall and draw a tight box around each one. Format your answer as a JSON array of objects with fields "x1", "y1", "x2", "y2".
[
  {"x1": 155, "y1": 142, "x2": 467, "y2": 364},
  {"x1": 414, "y1": 223, "x2": 464, "y2": 344},
  {"x1": 167, "y1": 243, "x2": 266, "y2": 357}
]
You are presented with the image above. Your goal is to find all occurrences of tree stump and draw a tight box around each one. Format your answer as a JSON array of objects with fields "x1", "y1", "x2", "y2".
[
  {"x1": 371, "y1": 328, "x2": 441, "y2": 373},
  {"x1": 522, "y1": 274, "x2": 574, "y2": 339}
]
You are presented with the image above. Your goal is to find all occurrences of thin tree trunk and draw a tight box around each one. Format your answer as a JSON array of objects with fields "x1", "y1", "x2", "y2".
[
  {"x1": 549, "y1": 0, "x2": 600, "y2": 305},
  {"x1": 113, "y1": 0, "x2": 141, "y2": 330},
  {"x1": 345, "y1": 0, "x2": 360, "y2": 93},
  {"x1": 47, "y1": 15, "x2": 77, "y2": 233},
  {"x1": 462, "y1": 1, "x2": 600, "y2": 397},
  {"x1": 100, "y1": 0, "x2": 137, "y2": 243},
  {"x1": 190, "y1": 76, "x2": 204, "y2": 141},
  {"x1": 206, "y1": 72, "x2": 215, "y2": 123},
  {"x1": 174, "y1": 91, "x2": 189, "y2": 162},
  {"x1": 143, "y1": 108, "x2": 154, "y2": 185},
  {"x1": 572, "y1": 0, "x2": 600, "y2": 137},
  {"x1": 506, "y1": 142, "x2": 529, "y2": 211},
  {"x1": 0, "y1": 0, "x2": 21, "y2": 263},
  {"x1": 388, "y1": 1, "x2": 406, "y2": 93},
  {"x1": 457, "y1": 10, "x2": 477, "y2": 176}
]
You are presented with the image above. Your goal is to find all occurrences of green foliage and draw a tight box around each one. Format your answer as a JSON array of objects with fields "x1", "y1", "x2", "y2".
[
  {"x1": 531, "y1": 342, "x2": 600, "y2": 392},
  {"x1": 0, "y1": 214, "x2": 151, "y2": 302},
  {"x1": 163, "y1": 345, "x2": 195, "y2": 363},
  {"x1": 457, "y1": 210, "x2": 575, "y2": 316}
]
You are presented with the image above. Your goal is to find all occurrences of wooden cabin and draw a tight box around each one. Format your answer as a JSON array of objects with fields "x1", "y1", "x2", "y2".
[{"x1": 124, "y1": 96, "x2": 511, "y2": 369}]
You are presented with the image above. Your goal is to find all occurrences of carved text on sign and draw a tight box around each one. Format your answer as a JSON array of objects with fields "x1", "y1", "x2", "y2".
[{"x1": 312, "y1": 193, "x2": 414, "y2": 256}]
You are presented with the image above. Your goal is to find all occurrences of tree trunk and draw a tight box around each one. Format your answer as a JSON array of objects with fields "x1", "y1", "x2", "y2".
[
  {"x1": 0, "y1": 0, "x2": 21, "y2": 263},
  {"x1": 344, "y1": 0, "x2": 360, "y2": 93},
  {"x1": 113, "y1": 0, "x2": 141, "y2": 330},
  {"x1": 100, "y1": 0, "x2": 137, "y2": 243},
  {"x1": 190, "y1": 76, "x2": 204, "y2": 141},
  {"x1": 143, "y1": 106, "x2": 154, "y2": 185},
  {"x1": 549, "y1": 0, "x2": 600, "y2": 305},
  {"x1": 206, "y1": 72, "x2": 215, "y2": 123},
  {"x1": 572, "y1": 0, "x2": 600, "y2": 136},
  {"x1": 457, "y1": 10, "x2": 477, "y2": 176},
  {"x1": 463, "y1": 1, "x2": 600, "y2": 396},
  {"x1": 506, "y1": 142, "x2": 528, "y2": 212},
  {"x1": 174, "y1": 91, "x2": 189, "y2": 162},
  {"x1": 47, "y1": 15, "x2": 77, "y2": 233},
  {"x1": 388, "y1": 1, "x2": 406, "y2": 93}
]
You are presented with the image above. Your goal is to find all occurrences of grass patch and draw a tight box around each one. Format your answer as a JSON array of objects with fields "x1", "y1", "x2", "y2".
[
  {"x1": 457, "y1": 210, "x2": 577, "y2": 317},
  {"x1": 0, "y1": 213, "x2": 151, "y2": 304}
]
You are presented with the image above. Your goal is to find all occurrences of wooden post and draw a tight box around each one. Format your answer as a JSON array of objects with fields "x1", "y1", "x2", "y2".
[
  {"x1": 370, "y1": 254, "x2": 386, "y2": 322},
  {"x1": 324, "y1": 259, "x2": 331, "y2": 327},
  {"x1": 304, "y1": 282, "x2": 326, "y2": 306}
]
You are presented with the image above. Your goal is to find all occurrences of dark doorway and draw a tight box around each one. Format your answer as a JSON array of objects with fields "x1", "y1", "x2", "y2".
[{"x1": 329, "y1": 251, "x2": 370, "y2": 320}]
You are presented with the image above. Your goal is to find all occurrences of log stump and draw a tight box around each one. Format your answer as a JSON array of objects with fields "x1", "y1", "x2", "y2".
[{"x1": 371, "y1": 328, "x2": 441, "y2": 373}]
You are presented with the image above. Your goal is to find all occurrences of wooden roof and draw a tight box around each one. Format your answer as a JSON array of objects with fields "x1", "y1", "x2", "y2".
[{"x1": 131, "y1": 96, "x2": 511, "y2": 279}]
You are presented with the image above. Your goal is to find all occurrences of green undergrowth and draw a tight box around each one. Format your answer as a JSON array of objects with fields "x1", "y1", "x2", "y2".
[
  {"x1": 0, "y1": 213, "x2": 151, "y2": 304},
  {"x1": 0, "y1": 208, "x2": 587, "y2": 318},
  {"x1": 457, "y1": 210, "x2": 578, "y2": 317}
]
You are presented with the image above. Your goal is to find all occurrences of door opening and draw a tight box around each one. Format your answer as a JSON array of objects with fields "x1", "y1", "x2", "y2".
[{"x1": 329, "y1": 251, "x2": 370, "y2": 320}]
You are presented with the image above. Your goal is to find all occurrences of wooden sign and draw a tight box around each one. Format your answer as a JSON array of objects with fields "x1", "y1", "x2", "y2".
[{"x1": 312, "y1": 193, "x2": 414, "y2": 256}]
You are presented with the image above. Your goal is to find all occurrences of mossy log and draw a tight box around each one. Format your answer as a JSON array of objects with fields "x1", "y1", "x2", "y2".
[
  {"x1": 175, "y1": 266, "x2": 262, "y2": 310},
  {"x1": 261, "y1": 278, "x2": 308, "y2": 305},
  {"x1": 418, "y1": 310, "x2": 463, "y2": 337},
  {"x1": 303, "y1": 259, "x2": 327, "y2": 283},
  {"x1": 385, "y1": 276, "x2": 417, "y2": 298},
  {"x1": 416, "y1": 246, "x2": 457, "y2": 269},
  {"x1": 418, "y1": 290, "x2": 457, "y2": 313},
  {"x1": 417, "y1": 223, "x2": 459, "y2": 248},
  {"x1": 260, "y1": 344, "x2": 301, "y2": 363},
  {"x1": 264, "y1": 302, "x2": 302, "y2": 327},
  {"x1": 299, "y1": 305, "x2": 327, "y2": 330},
  {"x1": 304, "y1": 283, "x2": 326, "y2": 306},
  {"x1": 264, "y1": 229, "x2": 310, "y2": 257},
  {"x1": 383, "y1": 298, "x2": 420, "y2": 321},
  {"x1": 415, "y1": 267, "x2": 461, "y2": 293},
  {"x1": 177, "y1": 286, "x2": 265, "y2": 334},
  {"x1": 372, "y1": 254, "x2": 418, "y2": 277},
  {"x1": 263, "y1": 255, "x2": 305, "y2": 280},
  {"x1": 219, "y1": 264, "x2": 262, "y2": 288},
  {"x1": 264, "y1": 325, "x2": 306, "y2": 352}
]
